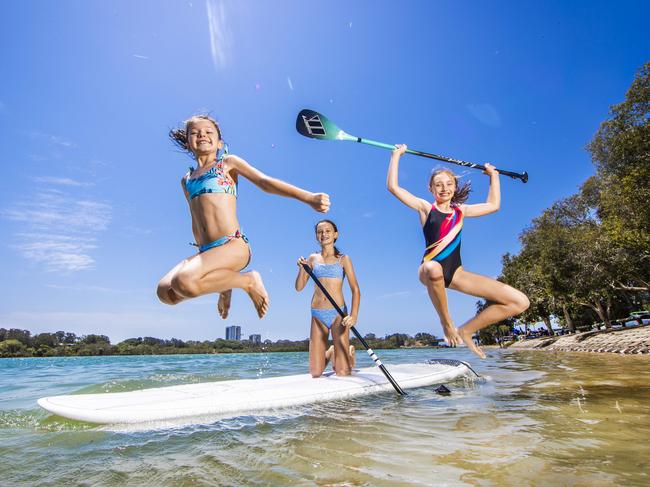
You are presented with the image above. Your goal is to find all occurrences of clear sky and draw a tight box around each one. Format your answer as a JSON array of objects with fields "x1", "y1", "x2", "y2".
[{"x1": 1, "y1": 1, "x2": 648, "y2": 343}]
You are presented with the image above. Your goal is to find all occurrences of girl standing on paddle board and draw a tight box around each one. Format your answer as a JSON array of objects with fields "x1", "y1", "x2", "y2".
[
  {"x1": 387, "y1": 144, "x2": 529, "y2": 358},
  {"x1": 157, "y1": 115, "x2": 330, "y2": 318},
  {"x1": 295, "y1": 220, "x2": 360, "y2": 377}
]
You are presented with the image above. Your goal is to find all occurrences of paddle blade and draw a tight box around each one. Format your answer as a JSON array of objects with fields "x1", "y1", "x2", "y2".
[{"x1": 296, "y1": 109, "x2": 352, "y2": 141}]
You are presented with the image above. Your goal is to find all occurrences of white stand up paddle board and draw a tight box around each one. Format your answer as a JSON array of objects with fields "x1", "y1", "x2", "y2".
[{"x1": 38, "y1": 359, "x2": 474, "y2": 425}]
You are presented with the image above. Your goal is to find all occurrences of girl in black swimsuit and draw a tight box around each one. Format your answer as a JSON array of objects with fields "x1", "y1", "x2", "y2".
[{"x1": 387, "y1": 144, "x2": 529, "y2": 358}]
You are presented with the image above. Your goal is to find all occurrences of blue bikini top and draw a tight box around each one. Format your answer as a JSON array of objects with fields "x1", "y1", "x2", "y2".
[
  {"x1": 312, "y1": 256, "x2": 345, "y2": 279},
  {"x1": 185, "y1": 156, "x2": 237, "y2": 200}
]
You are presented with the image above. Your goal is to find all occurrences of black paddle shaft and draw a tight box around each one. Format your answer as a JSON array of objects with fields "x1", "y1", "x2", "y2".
[
  {"x1": 405, "y1": 148, "x2": 528, "y2": 183},
  {"x1": 301, "y1": 263, "x2": 406, "y2": 396}
]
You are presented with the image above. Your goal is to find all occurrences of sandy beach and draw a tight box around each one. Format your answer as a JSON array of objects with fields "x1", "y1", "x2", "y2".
[{"x1": 508, "y1": 325, "x2": 650, "y2": 354}]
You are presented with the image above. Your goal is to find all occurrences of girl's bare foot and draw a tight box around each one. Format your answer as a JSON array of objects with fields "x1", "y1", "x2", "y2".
[
  {"x1": 246, "y1": 271, "x2": 269, "y2": 318},
  {"x1": 442, "y1": 323, "x2": 462, "y2": 346},
  {"x1": 217, "y1": 290, "x2": 232, "y2": 319},
  {"x1": 458, "y1": 327, "x2": 486, "y2": 359}
]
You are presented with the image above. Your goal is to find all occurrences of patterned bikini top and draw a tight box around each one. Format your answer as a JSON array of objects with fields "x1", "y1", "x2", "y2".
[
  {"x1": 312, "y1": 256, "x2": 345, "y2": 280},
  {"x1": 185, "y1": 156, "x2": 237, "y2": 200}
]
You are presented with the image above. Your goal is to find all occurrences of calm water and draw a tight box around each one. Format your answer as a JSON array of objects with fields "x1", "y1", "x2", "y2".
[{"x1": 1, "y1": 348, "x2": 649, "y2": 486}]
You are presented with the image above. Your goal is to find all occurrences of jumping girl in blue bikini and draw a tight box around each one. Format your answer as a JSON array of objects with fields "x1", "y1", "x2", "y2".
[
  {"x1": 295, "y1": 220, "x2": 360, "y2": 377},
  {"x1": 387, "y1": 144, "x2": 529, "y2": 358},
  {"x1": 157, "y1": 115, "x2": 330, "y2": 318}
]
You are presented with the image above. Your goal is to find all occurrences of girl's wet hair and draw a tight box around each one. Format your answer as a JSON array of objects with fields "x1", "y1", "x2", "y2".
[
  {"x1": 315, "y1": 219, "x2": 342, "y2": 257},
  {"x1": 169, "y1": 114, "x2": 223, "y2": 153},
  {"x1": 428, "y1": 168, "x2": 471, "y2": 205}
]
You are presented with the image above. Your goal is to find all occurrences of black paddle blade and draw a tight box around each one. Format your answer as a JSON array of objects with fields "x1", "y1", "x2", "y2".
[
  {"x1": 435, "y1": 384, "x2": 451, "y2": 395},
  {"x1": 296, "y1": 109, "x2": 345, "y2": 140}
]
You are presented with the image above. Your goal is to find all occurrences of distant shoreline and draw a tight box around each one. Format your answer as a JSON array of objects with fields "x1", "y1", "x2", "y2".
[
  {"x1": 508, "y1": 325, "x2": 650, "y2": 355},
  {"x1": 0, "y1": 345, "x2": 448, "y2": 360},
  {"x1": 0, "y1": 331, "x2": 445, "y2": 358}
]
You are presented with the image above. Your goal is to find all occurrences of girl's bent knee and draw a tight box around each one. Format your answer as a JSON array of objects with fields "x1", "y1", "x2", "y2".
[
  {"x1": 156, "y1": 283, "x2": 176, "y2": 305},
  {"x1": 310, "y1": 363, "x2": 325, "y2": 378},
  {"x1": 420, "y1": 263, "x2": 444, "y2": 285},
  {"x1": 518, "y1": 294, "x2": 530, "y2": 313},
  {"x1": 512, "y1": 292, "x2": 530, "y2": 314}
]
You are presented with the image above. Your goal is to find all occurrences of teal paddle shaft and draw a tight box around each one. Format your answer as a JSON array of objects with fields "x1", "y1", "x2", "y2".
[{"x1": 301, "y1": 263, "x2": 406, "y2": 396}]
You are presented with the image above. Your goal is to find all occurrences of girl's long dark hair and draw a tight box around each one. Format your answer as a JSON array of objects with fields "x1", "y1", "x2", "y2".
[
  {"x1": 315, "y1": 219, "x2": 342, "y2": 257},
  {"x1": 428, "y1": 168, "x2": 472, "y2": 205},
  {"x1": 169, "y1": 114, "x2": 223, "y2": 154}
]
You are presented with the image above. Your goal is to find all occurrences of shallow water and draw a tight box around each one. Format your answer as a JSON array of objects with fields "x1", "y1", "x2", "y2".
[{"x1": 1, "y1": 349, "x2": 649, "y2": 486}]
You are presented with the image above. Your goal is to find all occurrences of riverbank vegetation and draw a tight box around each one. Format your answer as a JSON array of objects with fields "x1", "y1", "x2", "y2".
[
  {"x1": 477, "y1": 62, "x2": 650, "y2": 344},
  {"x1": 0, "y1": 328, "x2": 442, "y2": 358}
]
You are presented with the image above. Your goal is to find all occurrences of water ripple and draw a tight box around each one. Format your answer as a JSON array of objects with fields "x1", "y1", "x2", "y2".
[{"x1": 1, "y1": 349, "x2": 650, "y2": 485}]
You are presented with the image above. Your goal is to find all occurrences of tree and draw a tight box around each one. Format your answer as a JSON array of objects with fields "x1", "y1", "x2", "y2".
[
  {"x1": 33, "y1": 333, "x2": 59, "y2": 348},
  {"x1": 63, "y1": 332, "x2": 77, "y2": 344},
  {"x1": 588, "y1": 61, "x2": 650, "y2": 293},
  {"x1": 474, "y1": 300, "x2": 516, "y2": 345},
  {"x1": 0, "y1": 339, "x2": 29, "y2": 357},
  {"x1": 414, "y1": 332, "x2": 438, "y2": 346},
  {"x1": 6, "y1": 329, "x2": 31, "y2": 346},
  {"x1": 80, "y1": 334, "x2": 111, "y2": 345},
  {"x1": 143, "y1": 337, "x2": 163, "y2": 346},
  {"x1": 385, "y1": 333, "x2": 409, "y2": 347},
  {"x1": 501, "y1": 251, "x2": 556, "y2": 334}
]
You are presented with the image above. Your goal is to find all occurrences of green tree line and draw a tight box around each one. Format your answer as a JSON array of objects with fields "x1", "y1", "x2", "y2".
[
  {"x1": 477, "y1": 61, "x2": 650, "y2": 343},
  {"x1": 0, "y1": 328, "x2": 442, "y2": 358}
]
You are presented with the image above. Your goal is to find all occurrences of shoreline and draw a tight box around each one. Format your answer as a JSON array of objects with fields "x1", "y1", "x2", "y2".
[{"x1": 507, "y1": 324, "x2": 650, "y2": 355}]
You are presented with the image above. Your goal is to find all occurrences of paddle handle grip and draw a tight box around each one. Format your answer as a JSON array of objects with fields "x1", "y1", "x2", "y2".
[
  {"x1": 355, "y1": 137, "x2": 528, "y2": 183},
  {"x1": 301, "y1": 263, "x2": 406, "y2": 395}
]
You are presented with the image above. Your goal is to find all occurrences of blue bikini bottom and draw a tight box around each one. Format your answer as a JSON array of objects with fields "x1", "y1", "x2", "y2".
[
  {"x1": 192, "y1": 230, "x2": 250, "y2": 269},
  {"x1": 195, "y1": 230, "x2": 248, "y2": 253},
  {"x1": 311, "y1": 305, "x2": 347, "y2": 329}
]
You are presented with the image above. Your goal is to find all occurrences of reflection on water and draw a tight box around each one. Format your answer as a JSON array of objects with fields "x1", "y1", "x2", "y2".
[{"x1": 1, "y1": 349, "x2": 649, "y2": 486}]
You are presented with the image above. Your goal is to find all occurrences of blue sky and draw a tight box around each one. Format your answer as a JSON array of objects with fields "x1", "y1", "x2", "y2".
[{"x1": 1, "y1": 1, "x2": 648, "y2": 342}]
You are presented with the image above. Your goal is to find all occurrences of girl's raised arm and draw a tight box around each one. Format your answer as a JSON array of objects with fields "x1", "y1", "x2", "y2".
[
  {"x1": 462, "y1": 164, "x2": 501, "y2": 217},
  {"x1": 226, "y1": 154, "x2": 330, "y2": 213},
  {"x1": 387, "y1": 144, "x2": 430, "y2": 215},
  {"x1": 341, "y1": 255, "x2": 361, "y2": 328}
]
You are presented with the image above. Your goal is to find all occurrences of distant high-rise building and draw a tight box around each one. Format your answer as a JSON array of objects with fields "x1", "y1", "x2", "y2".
[
  {"x1": 225, "y1": 325, "x2": 241, "y2": 341},
  {"x1": 249, "y1": 334, "x2": 261, "y2": 344}
]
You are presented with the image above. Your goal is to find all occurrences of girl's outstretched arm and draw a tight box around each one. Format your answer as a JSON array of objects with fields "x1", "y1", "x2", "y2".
[
  {"x1": 227, "y1": 155, "x2": 330, "y2": 212},
  {"x1": 387, "y1": 144, "x2": 430, "y2": 215},
  {"x1": 462, "y1": 164, "x2": 501, "y2": 217},
  {"x1": 341, "y1": 255, "x2": 361, "y2": 328},
  {"x1": 295, "y1": 256, "x2": 312, "y2": 291}
]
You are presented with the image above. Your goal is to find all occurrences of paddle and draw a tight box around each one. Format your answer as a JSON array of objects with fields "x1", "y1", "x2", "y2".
[
  {"x1": 301, "y1": 263, "x2": 406, "y2": 396},
  {"x1": 296, "y1": 109, "x2": 528, "y2": 183}
]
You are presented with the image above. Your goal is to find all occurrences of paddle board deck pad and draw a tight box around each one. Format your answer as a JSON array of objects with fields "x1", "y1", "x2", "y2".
[{"x1": 38, "y1": 359, "x2": 475, "y2": 425}]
